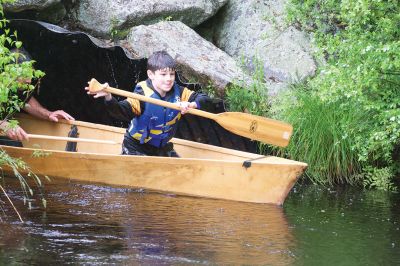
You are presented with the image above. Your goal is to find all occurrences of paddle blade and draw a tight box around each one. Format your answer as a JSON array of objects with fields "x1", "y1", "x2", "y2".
[
  {"x1": 88, "y1": 78, "x2": 103, "y2": 93},
  {"x1": 214, "y1": 112, "x2": 293, "y2": 147}
]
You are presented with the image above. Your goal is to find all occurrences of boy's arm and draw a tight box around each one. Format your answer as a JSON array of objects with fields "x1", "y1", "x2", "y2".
[
  {"x1": 180, "y1": 87, "x2": 212, "y2": 111},
  {"x1": 86, "y1": 82, "x2": 143, "y2": 122},
  {"x1": 104, "y1": 97, "x2": 136, "y2": 123},
  {"x1": 104, "y1": 85, "x2": 144, "y2": 122}
]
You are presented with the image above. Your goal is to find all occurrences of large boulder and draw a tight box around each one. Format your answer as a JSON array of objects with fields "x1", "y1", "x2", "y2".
[
  {"x1": 201, "y1": 0, "x2": 317, "y2": 95},
  {"x1": 3, "y1": 0, "x2": 66, "y2": 23},
  {"x1": 3, "y1": 0, "x2": 60, "y2": 10},
  {"x1": 71, "y1": 0, "x2": 228, "y2": 38},
  {"x1": 126, "y1": 21, "x2": 250, "y2": 93}
]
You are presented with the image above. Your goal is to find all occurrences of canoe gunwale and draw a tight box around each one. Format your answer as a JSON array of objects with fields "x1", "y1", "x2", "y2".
[{"x1": 0, "y1": 144, "x2": 307, "y2": 168}]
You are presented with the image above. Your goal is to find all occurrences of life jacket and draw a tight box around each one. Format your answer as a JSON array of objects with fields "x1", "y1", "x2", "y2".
[{"x1": 128, "y1": 81, "x2": 182, "y2": 147}]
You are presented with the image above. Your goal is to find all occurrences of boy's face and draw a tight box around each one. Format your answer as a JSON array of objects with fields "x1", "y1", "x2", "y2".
[{"x1": 148, "y1": 68, "x2": 175, "y2": 96}]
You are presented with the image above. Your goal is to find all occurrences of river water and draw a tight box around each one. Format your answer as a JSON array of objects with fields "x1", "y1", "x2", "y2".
[{"x1": 0, "y1": 177, "x2": 399, "y2": 265}]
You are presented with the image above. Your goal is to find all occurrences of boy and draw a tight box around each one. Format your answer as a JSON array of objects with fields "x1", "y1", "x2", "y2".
[{"x1": 87, "y1": 50, "x2": 210, "y2": 157}]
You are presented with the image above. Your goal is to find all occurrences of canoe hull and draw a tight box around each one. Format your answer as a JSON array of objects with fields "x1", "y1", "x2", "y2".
[{"x1": 1, "y1": 115, "x2": 307, "y2": 204}]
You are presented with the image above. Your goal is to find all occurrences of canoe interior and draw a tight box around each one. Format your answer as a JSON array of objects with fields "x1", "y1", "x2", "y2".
[{"x1": 14, "y1": 114, "x2": 303, "y2": 164}]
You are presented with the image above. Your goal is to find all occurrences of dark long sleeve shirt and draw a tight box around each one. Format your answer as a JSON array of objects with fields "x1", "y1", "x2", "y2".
[{"x1": 104, "y1": 79, "x2": 211, "y2": 122}]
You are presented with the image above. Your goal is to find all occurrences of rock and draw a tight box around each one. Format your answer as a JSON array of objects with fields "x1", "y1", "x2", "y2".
[
  {"x1": 126, "y1": 21, "x2": 250, "y2": 93},
  {"x1": 202, "y1": 0, "x2": 317, "y2": 95},
  {"x1": 3, "y1": 0, "x2": 66, "y2": 23},
  {"x1": 71, "y1": 0, "x2": 228, "y2": 38},
  {"x1": 4, "y1": 0, "x2": 61, "y2": 11}
]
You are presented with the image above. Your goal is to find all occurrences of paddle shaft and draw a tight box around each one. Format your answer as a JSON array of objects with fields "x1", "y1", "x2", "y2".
[
  {"x1": 27, "y1": 134, "x2": 119, "y2": 145},
  {"x1": 105, "y1": 86, "x2": 217, "y2": 120},
  {"x1": 89, "y1": 78, "x2": 293, "y2": 146}
]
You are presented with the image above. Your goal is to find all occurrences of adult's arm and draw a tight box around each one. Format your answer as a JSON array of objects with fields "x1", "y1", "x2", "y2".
[
  {"x1": 23, "y1": 96, "x2": 74, "y2": 122},
  {"x1": 0, "y1": 120, "x2": 29, "y2": 141}
]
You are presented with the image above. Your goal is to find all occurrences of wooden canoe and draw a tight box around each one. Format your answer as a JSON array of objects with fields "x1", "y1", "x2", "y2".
[{"x1": 1, "y1": 114, "x2": 307, "y2": 205}]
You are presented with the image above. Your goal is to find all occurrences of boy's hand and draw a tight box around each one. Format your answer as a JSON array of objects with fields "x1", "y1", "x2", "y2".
[
  {"x1": 178, "y1": 101, "x2": 197, "y2": 114},
  {"x1": 85, "y1": 82, "x2": 112, "y2": 101}
]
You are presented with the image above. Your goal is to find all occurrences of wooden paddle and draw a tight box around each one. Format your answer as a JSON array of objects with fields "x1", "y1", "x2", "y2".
[
  {"x1": 88, "y1": 78, "x2": 293, "y2": 147},
  {"x1": 27, "y1": 134, "x2": 119, "y2": 145}
]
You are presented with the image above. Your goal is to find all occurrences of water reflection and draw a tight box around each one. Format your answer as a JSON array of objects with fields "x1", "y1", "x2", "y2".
[
  {"x1": 284, "y1": 184, "x2": 400, "y2": 266},
  {"x1": 1, "y1": 177, "x2": 295, "y2": 265}
]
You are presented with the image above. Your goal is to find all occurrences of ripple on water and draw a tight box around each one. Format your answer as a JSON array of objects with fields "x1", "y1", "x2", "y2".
[{"x1": 2, "y1": 179, "x2": 399, "y2": 265}]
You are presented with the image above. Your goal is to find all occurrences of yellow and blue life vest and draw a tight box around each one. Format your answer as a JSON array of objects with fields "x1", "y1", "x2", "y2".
[{"x1": 128, "y1": 81, "x2": 182, "y2": 147}]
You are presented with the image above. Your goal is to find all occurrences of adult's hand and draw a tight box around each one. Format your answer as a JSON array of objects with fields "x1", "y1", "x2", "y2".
[
  {"x1": 6, "y1": 125, "x2": 29, "y2": 141},
  {"x1": 48, "y1": 110, "x2": 75, "y2": 122}
]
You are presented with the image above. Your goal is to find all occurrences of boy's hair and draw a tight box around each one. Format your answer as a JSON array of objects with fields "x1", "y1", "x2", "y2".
[
  {"x1": 11, "y1": 47, "x2": 32, "y2": 64},
  {"x1": 147, "y1": 51, "x2": 176, "y2": 72}
]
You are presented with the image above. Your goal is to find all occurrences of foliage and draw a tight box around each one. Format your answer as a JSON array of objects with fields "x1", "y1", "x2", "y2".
[
  {"x1": 0, "y1": 0, "x2": 46, "y2": 220},
  {"x1": 225, "y1": 57, "x2": 272, "y2": 154},
  {"x1": 0, "y1": 23, "x2": 44, "y2": 123},
  {"x1": 225, "y1": 58, "x2": 270, "y2": 117},
  {"x1": 109, "y1": 17, "x2": 130, "y2": 40},
  {"x1": 32, "y1": 146, "x2": 52, "y2": 157},
  {"x1": 163, "y1": 16, "x2": 173, "y2": 21},
  {"x1": 286, "y1": 0, "x2": 342, "y2": 46},
  {"x1": 363, "y1": 166, "x2": 397, "y2": 192},
  {"x1": 274, "y1": 85, "x2": 364, "y2": 185},
  {"x1": 0, "y1": 148, "x2": 47, "y2": 208},
  {"x1": 281, "y1": 0, "x2": 400, "y2": 190},
  {"x1": 202, "y1": 84, "x2": 216, "y2": 98},
  {"x1": 1, "y1": 0, "x2": 44, "y2": 137}
]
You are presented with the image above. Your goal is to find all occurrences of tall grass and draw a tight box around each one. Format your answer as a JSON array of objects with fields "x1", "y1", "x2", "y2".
[
  {"x1": 224, "y1": 56, "x2": 369, "y2": 185},
  {"x1": 275, "y1": 87, "x2": 367, "y2": 185}
]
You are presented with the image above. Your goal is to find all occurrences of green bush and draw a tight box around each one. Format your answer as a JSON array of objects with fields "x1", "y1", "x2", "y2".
[
  {"x1": 280, "y1": 0, "x2": 400, "y2": 190},
  {"x1": 0, "y1": 0, "x2": 46, "y2": 220}
]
